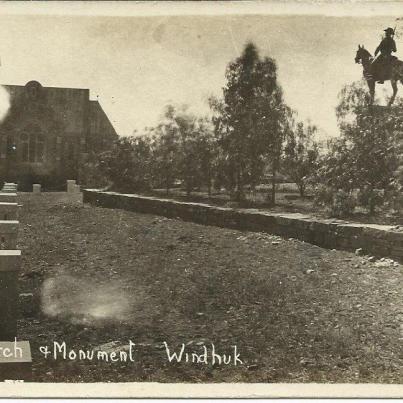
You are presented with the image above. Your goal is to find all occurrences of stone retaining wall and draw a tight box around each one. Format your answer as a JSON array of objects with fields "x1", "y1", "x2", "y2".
[{"x1": 83, "y1": 189, "x2": 403, "y2": 262}]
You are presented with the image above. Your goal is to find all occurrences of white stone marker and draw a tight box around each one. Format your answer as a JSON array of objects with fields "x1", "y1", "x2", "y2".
[
  {"x1": 33, "y1": 184, "x2": 41, "y2": 194},
  {"x1": 1, "y1": 183, "x2": 17, "y2": 193},
  {"x1": 67, "y1": 179, "x2": 76, "y2": 193}
]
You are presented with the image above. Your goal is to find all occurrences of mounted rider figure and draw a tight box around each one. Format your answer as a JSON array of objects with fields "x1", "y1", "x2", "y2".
[{"x1": 371, "y1": 27, "x2": 397, "y2": 84}]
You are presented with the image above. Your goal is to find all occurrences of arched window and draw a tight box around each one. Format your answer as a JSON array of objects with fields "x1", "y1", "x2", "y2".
[
  {"x1": 20, "y1": 133, "x2": 29, "y2": 162},
  {"x1": 21, "y1": 130, "x2": 45, "y2": 163},
  {"x1": 36, "y1": 134, "x2": 44, "y2": 162}
]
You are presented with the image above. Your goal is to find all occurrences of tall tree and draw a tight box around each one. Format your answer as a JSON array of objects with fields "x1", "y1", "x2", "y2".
[
  {"x1": 173, "y1": 106, "x2": 200, "y2": 195},
  {"x1": 195, "y1": 117, "x2": 217, "y2": 196},
  {"x1": 283, "y1": 121, "x2": 320, "y2": 197},
  {"x1": 317, "y1": 81, "x2": 400, "y2": 214},
  {"x1": 151, "y1": 104, "x2": 217, "y2": 196},
  {"x1": 210, "y1": 42, "x2": 289, "y2": 203},
  {"x1": 152, "y1": 105, "x2": 180, "y2": 194},
  {"x1": 98, "y1": 135, "x2": 154, "y2": 193}
]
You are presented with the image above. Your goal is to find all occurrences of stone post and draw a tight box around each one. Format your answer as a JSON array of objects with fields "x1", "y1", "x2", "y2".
[
  {"x1": 0, "y1": 250, "x2": 21, "y2": 341},
  {"x1": 32, "y1": 184, "x2": 41, "y2": 194},
  {"x1": 67, "y1": 179, "x2": 76, "y2": 193}
]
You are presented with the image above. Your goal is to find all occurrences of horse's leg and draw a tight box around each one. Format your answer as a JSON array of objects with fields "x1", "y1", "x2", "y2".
[
  {"x1": 368, "y1": 80, "x2": 375, "y2": 105},
  {"x1": 388, "y1": 79, "x2": 398, "y2": 106}
]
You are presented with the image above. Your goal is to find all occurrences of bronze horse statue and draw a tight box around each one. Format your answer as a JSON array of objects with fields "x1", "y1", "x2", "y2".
[{"x1": 355, "y1": 45, "x2": 403, "y2": 106}]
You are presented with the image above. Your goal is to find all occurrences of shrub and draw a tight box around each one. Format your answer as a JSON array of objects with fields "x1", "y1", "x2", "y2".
[
  {"x1": 332, "y1": 189, "x2": 356, "y2": 218},
  {"x1": 313, "y1": 185, "x2": 356, "y2": 218},
  {"x1": 356, "y1": 187, "x2": 385, "y2": 214},
  {"x1": 313, "y1": 184, "x2": 334, "y2": 208},
  {"x1": 79, "y1": 154, "x2": 111, "y2": 190}
]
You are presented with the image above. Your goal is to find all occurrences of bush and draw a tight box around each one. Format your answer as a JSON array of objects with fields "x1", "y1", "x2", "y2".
[
  {"x1": 313, "y1": 185, "x2": 356, "y2": 218},
  {"x1": 356, "y1": 187, "x2": 385, "y2": 214},
  {"x1": 311, "y1": 82, "x2": 400, "y2": 217},
  {"x1": 313, "y1": 184, "x2": 334, "y2": 208},
  {"x1": 79, "y1": 155, "x2": 111, "y2": 190},
  {"x1": 332, "y1": 189, "x2": 356, "y2": 218}
]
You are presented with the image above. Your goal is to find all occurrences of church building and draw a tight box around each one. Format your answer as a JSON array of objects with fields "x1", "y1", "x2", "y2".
[{"x1": 0, "y1": 80, "x2": 118, "y2": 190}]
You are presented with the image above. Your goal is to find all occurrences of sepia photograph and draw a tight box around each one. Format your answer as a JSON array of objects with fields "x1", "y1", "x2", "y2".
[{"x1": 0, "y1": 0, "x2": 402, "y2": 398}]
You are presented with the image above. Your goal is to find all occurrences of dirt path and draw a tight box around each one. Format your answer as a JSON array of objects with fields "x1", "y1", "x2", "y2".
[{"x1": 17, "y1": 193, "x2": 402, "y2": 383}]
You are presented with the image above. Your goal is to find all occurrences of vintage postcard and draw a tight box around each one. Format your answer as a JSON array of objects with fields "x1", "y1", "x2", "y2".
[{"x1": 0, "y1": 0, "x2": 402, "y2": 399}]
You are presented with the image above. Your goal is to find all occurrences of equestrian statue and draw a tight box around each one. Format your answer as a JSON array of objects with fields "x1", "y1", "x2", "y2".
[{"x1": 355, "y1": 27, "x2": 403, "y2": 106}]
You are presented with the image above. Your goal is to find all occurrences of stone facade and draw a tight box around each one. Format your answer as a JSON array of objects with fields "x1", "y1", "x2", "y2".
[{"x1": 0, "y1": 81, "x2": 118, "y2": 189}]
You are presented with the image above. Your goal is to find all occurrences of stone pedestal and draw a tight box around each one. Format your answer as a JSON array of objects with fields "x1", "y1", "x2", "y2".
[
  {"x1": 67, "y1": 179, "x2": 76, "y2": 193},
  {"x1": 32, "y1": 184, "x2": 41, "y2": 194},
  {"x1": 1, "y1": 183, "x2": 17, "y2": 193}
]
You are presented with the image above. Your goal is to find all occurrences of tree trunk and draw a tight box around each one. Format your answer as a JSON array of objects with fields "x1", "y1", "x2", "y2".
[
  {"x1": 271, "y1": 172, "x2": 276, "y2": 205},
  {"x1": 299, "y1": 183, "x2": 305, "y2": 198},
  {"x1": 234, "y1": 166, "x2": 244, "y2": 202},
  {"x1": 186, "y1": 180, "x2": 192, "y2": 197},
  {"x1": 369, "y1": 188, "x2": 376, "y2": 215},
  {"x1": 369, "y1": 200, "x2": 375, "y2": 215},
  {"x1": 271, "y1": 160, "x2": 277, "y2": 205}
]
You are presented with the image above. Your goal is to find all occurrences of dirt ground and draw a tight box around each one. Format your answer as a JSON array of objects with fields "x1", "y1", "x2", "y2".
[{"x1": 16, "y1": 193, "x2": 402, "y2": 383}]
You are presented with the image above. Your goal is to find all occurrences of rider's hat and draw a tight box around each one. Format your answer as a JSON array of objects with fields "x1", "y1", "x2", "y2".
[{"x1": 384, "y1": 27, "x2": 394, "y2": 34}]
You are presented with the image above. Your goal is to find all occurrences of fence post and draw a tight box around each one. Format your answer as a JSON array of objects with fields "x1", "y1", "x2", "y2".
[
  {"x1": 67, "y1": 179, "x2": 76, "y2": 193},
  {"x1": 33, "y1": 184, "x2": 41, "y2": 194}
]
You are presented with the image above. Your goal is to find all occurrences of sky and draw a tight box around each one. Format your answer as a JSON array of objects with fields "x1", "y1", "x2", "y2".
[{"x1": 0, "y1": 2, "x2": 401, "y2": 138}]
